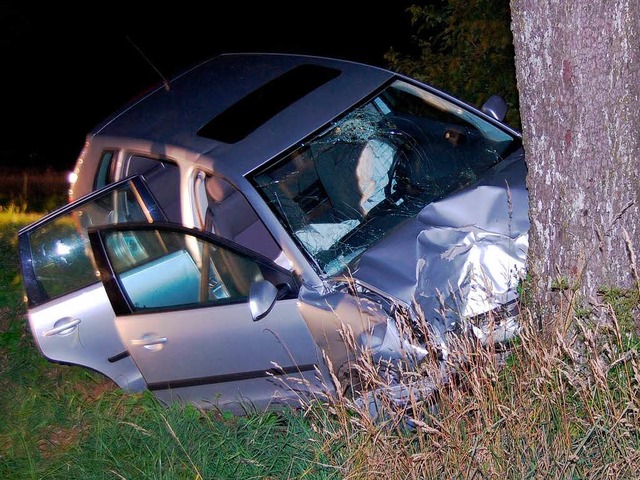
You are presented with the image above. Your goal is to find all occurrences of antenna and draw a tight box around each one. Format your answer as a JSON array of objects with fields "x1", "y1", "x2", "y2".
[{"x1": 126, "y1": 36, "x2": 170, "y2": 91}]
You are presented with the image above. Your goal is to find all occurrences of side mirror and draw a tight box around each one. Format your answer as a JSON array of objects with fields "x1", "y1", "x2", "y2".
[
  {"x1": 249, "y1": 280, "x2": 279, "y2": 321},
  {"x1": 481, "y1": 94, "x2": 508, "y2": 122}
]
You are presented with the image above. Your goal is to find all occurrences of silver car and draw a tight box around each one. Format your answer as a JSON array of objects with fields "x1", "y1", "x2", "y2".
[{"x1": 18, "y1": 54, "x2": 528, "y2": 413}]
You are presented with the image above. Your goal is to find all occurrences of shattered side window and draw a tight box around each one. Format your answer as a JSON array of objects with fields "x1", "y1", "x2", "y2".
[{"x1": 252, "y1": 80, "x2": 518, "y2": 276}]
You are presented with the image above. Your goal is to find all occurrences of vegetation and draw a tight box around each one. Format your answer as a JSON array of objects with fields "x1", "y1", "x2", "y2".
[
  {"x1": 2, "y1": 209, "x2": 639, "y2": 478},
  {"x1": 0, "y1": 169, "x2": 68, "y2": 213},
  {"x1": 385, "y1": 0, "x2": 520, "y2": 128}
]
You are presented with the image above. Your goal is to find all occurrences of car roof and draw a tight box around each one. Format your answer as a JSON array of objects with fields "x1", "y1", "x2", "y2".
[{"x1": 91, "y1": 53, "x2": 395, "y2": 177}]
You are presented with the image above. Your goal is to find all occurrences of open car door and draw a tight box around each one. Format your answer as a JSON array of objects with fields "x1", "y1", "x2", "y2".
[
  {"x1": 87, "y1": 223, "x2": 325, "y2": 412},
  {"x1": 18, "y1": 175, "x2": 166, "y2": 391}
]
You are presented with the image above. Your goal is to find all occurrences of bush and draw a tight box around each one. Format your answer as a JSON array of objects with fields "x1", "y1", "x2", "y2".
[{"x1": 0, "y1": 168, "x2": 68, "y2": 213}]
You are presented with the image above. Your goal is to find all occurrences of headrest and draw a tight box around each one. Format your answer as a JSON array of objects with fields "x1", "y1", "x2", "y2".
[{"x1": 205, "y1": 176, "x2": 236, "y2": 202}]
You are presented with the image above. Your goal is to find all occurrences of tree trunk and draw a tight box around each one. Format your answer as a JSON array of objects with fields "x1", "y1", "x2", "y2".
[{"x1": 510, "y1": 1, "x2": 640, "y2": 324}]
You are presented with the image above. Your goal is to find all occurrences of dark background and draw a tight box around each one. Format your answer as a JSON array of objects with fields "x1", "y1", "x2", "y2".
[{"x1": 2, "y1": 3, "x2": 416, "y2": 171}]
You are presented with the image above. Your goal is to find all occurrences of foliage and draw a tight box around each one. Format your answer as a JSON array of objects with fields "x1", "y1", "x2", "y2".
[
  {"x1": 597, "y1": 286, "x2": 640, "y2": 335},
  {"x1": 385, "y1": 1, "x2": 521, "y2": 128}
]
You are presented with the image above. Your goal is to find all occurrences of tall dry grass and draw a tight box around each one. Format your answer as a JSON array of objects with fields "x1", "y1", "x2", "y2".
[{"x1": 301, "y1": 267, "x2": 640, "y2": 478}]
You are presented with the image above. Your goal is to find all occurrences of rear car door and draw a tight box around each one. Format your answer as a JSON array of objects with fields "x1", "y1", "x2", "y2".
[
  {"x1": 18, "y1": 176, "x2": 166, "y2": 391},
  {"x1": 88, "y1": 223, "x2": 325, "y2": 412}
]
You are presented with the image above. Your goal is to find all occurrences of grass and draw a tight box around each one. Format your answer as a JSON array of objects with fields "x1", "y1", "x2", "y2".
[
  {"x1": 2, "y1": 208, "x2": 640, "y2": 479},
  {"x1": 303, "y1": 303, "x2": 640, "y2": 478}
]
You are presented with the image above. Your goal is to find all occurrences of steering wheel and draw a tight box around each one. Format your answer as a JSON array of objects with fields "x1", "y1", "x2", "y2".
[
  {"x1": 385, "y1": 142, "x2": 444, "y2": 202},
  {"x1": 384, "y1": 154, "x2": 406, "y2": 198},
  {"x1": 385, "y1": 147, "x2": 430, "y2": 199}
]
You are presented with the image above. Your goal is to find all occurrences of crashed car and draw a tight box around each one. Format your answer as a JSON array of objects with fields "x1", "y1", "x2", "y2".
[{"x1": 18, "y1": 53, "x2": 528, "y2": 413}]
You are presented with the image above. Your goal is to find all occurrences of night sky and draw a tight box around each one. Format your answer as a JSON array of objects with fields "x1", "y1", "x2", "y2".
[{"x1": 2, "y1": 3, "x2": 416, "y2": 171}]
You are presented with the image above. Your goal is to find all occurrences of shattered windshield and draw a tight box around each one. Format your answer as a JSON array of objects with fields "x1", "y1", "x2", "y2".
[{"x1": 252, "y1": 80, "x2": 518, "y2": 276}]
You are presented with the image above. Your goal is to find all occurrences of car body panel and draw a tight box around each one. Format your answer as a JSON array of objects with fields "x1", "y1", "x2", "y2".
[
  {"x1": 353, "y1": 149, "x2": 528, "y2": 344},
  {"x1": 86, "y1": 223, "x2": 329, "y2": 411},
  {"x1": 111, "y1": 299, "x2": 325, "y2": 412},
  {"x1": 25, "y1": 284, "x2": 144, "y2": 390},
  {"x1": 70, "y1": 54, "x2": 395, "y2": 204},
  {"x1": 18, "y1": 176, "x2": 165, "y2": 390}
]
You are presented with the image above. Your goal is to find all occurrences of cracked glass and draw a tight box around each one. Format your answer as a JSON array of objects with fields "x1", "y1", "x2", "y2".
[{"x1": 252, "y1": 80, "x2": 517, "y2": 276}]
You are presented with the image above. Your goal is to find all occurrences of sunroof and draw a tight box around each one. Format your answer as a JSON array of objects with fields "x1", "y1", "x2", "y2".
[{"x1": 197, "y1": 64, "x2": 341, "y2": 144}]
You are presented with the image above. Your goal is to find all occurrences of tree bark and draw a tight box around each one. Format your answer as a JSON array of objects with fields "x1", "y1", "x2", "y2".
[{"x1": 510, "y1": 1, "x2": 640, "y2": 324}]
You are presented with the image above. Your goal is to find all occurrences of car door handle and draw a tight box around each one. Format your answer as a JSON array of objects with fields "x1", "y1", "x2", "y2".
[
  {"x1": 43, "y1": 317, "x2": 81, "y2": 336},
  {"x1": 130, "y1": 335, "x2": 168, "y2": 351}
]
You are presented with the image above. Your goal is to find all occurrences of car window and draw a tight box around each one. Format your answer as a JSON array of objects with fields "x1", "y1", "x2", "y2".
[
  {"x1": 19, "y1": 176, "x2": 165, "y2": 307},
  {"x1": 96, "y1": 227, "x2": 292, "y2": 313},
  {"x1": 93, "y1": 150, "x2": 117, "y2": 189},
  {"x1": 252, "y1": 79, "x2": 519, "y2": 276},
  {"x1": 125, "y1": 156, "x2": 182, "y2": 222},
  {"x1": 200, "y1": 173, "x2": 290, "y2": 268}
]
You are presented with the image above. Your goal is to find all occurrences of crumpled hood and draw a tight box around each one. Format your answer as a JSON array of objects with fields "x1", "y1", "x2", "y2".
[{"x1": 353, "y1": 150, "x2": 529, "y2": 338}]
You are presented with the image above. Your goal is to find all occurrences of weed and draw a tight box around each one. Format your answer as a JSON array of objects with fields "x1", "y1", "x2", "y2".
[{"x1": 597, "y1": 286, "x2": 639, "y2": 328}]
